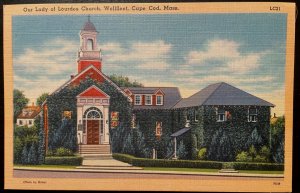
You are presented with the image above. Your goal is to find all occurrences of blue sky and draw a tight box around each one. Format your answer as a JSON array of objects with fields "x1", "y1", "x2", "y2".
[{"x1": 13, "y1": 14, "x2": 287, "y2": 115}]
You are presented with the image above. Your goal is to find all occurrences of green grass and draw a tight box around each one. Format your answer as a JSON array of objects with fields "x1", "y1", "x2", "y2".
[
  {"x1": 143, "y1": 167, "x2": 283, "y2": 174},
  {"x1": 14, "y1": 164, "x2": 77, "y2": 169},
  {"x1": 143, "y1": 167, "x2": 219, "y2": 173},
  {"x1": 238, "y1": 170, "x2": 284, "y2": 174}
]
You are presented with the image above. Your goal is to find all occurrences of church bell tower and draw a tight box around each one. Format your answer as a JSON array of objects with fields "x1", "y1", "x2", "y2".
[{"x1": 77, "y1": 16, "x2": 102, "y2": 73}]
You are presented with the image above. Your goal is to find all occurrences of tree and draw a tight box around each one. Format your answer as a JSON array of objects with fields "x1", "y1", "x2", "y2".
[
  {"x1": 248, "y1": 145, "x2": 257, "y2": 161},
  {"x1": 37, "y1": 115, "x2": 45, "y2": 164},
  {"x1": 36, "y1": 93, "x2": 49, "y2": 106},
  {"x1": 13, "y1": 89, "x2": 29, "y2": 123},
  {"x1": 109, "y1": 74, "x2": 143, "y2": 87},
  {"x1": 177, "y1": 141, "x2": 187, "y2": 159},
  {"x1": 245, "y1": 127, "x2": 263, "y2": 149},
  {"x1": 21, "y1": 145, "x2": 29, "y2": 165},
  {"x1": 271, "y1": 116, "x2": 285, "y2": 163},
  {"x1": 28, "y1": 142, "x2": 38, "y2": 165},
  {"x1": 122, "y1": 133, "x2": 135, "y2": 155}
]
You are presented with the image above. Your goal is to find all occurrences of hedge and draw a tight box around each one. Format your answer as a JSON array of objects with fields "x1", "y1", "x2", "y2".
[
  {"x1": 45, "y1": 156, "x2": 83, "y2": 166},
  {"x1": 113, "y1": 153, "x2": 284, "y2": 171},
  {"x1": 113, "y1": 153, "x2": 223, "y2": 169},
  {"x1": 233, "y1": 162, "x2": 284, "y2": 171}
]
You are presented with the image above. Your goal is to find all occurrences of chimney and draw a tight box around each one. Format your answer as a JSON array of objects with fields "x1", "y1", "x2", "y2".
[{"x1": 274, "y1": 113, "x2": 276, "y2": 118}]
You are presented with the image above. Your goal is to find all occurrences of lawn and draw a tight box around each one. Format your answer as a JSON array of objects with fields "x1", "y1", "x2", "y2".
[
  {"x1": 143, "y1": 167, "x2": 283, "y2": 174},
  {"x1": 14, "y1": 164, "x2": 77, "y2": 169}
]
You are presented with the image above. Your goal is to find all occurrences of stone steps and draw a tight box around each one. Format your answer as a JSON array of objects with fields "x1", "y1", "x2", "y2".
[
  {"x1": 81, "y1": 154, "x2": 113, "y2": 160},
  {"x1": 78, "y1": 144, "x2": 111, "y2": 155}
]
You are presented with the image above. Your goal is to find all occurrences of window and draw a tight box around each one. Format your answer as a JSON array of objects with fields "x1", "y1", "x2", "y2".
[
  {"x1": 156, "y1": 95, "x2": 163, "y2": 105},
  {"x1": 194, "y1": 109, "x2": 199, "y2": 122},
  {"x1": 155, "y1": 121, "x2": 162, "y2": 138},
  {"x1": 145, "y1": 95, "x2": 152, "y2": 105},
  {"x1": 248, "y1": 107, "x2": 258, "y2": 122},
  {"x1": 19, "y1": 120, "x2": 23, "y2": 125},
  {"x1": 217, "y1": 108, "x2": 226, "y2": 122},
  {"x1": 87, "y1": 39, "x2": 93, "y2": 50},
  {"x1": 134, "y1": 95, "x2": 141, "y2": 105},
  {"x1": 186, "y1": 111, "x2": 191, "y2": 122},
  {"x1": 29, "y1": 120, "x2": 32, "y2": 125}
]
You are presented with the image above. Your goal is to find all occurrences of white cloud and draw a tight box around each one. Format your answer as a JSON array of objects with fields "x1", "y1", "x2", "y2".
[
  {"x1": 186, "y1": 39, "x2": 240, "y2": 64},
  {"x1": 185, "y1": 39, "x2": 269, "y2": 74},
  {"x1": 102, "y1": 40, "x2": 172, "y2": 70},
  {"x1": 13, "y1": 38, "x2": 78, "y2": 103}
]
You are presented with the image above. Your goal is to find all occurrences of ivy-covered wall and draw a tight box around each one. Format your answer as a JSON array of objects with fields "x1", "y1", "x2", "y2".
[
  {"x1": 46, "y1": 78, "x2": 132, "y2": 152},
  {"x1": 203, "y1": 106, "x2": 270, "y2": 161},
  {"x1": 133, "y1": 109, "x2": 173, "y2": 159}
]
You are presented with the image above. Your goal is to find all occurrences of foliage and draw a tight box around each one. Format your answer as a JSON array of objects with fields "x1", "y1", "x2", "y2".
[
  {"x1": 122, "y1": 132, "x2": 135, "y2": 155},
  {"x1": 45, "y1": 156, "x2": 83, "y2": 165},
  {"x1": 248, "y1": 145, "x2": 257, "y2": 161},
  {"x1": 108, "y1": 74, "x2": 143, "y2": 87},
  {"x1": 49, "y1": 118, "x2": 77, "y2": 152},
  {"x1": 14, "y1": 124, "x2": 39, "y2": 164},
  {"x1": 232, "y1": 162, "x2": 284, "y2": 171},
  {"x1": 36, "y1": 93, "x2": 49, "y2": 106},
  {"x1": 222, "y1": 162, "x2": 234, "y2": 169},
  {"x1": 177, "y1": 141, "x2": 187, "y2": 160},
  {"x1": 28, "y1": 142, "x2": 38, "y2": 165},
  {"x1": 235, "y1": 146, "x2": 271, "y2": 163},
  {"x1": 271, "y1": 116, "x2": 285, "y2": 163},
  {"x1": 133, "y1": 127, "x2": 151, "y2": 158},
  {"x1": 236, "y1": 151, "x2": 251, "y2": 162},
  {"x1": 37, "y1": 115, "x2": 45, "y2": 164},
  {"x1": 54, "y1": 147, "x2": 74, "y2": 156},
  {"x1": 113, "y1": 153, "x2": 223, "y2": 169},
  {"x1": 207, "y1": 129, "x2": 234, "y2": 161},
  {"x1": 47, "y1": 78, "x2": 132, "y2": 155},
  {"x1": 201, "y1": 106, "x2": 270, "y2": 162},
  {"x1": 13, "y1": 89, "x2": 29, "y2": 123},
  {"x1": 246, "y1": 128, "x2": 263, "y2": 150},
  {"x1": 197, "y1": 148, "x2": 207, "y2": 160}
]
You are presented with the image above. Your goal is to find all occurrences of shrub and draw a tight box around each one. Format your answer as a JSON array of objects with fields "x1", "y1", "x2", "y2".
[
  {"x1": 233, "y1": 162, "x2": 284, "y2": 171},
  {"x1": 248, "y1": 145, "x2": 257, "y2": 161},
  {"x1": 259, "y1": 146, "x2": 270, "y2": 162},
  {"x1": 113, "y1": 153, "x2": 223, "y2": 169},
  {"x1": 222, "y1": 162, "x2": 234, "y2": 169},
  {"x1": 254, "y1": 155, "x2": 267, "y2": 163},
  {"x1": 45, "y1": 156, "x2": 83, "y2": 165},
  {"x1": 197, "y1": 148, "x2": 207, "y2": 160},
  {"x1": 236, "y1": 151, "x2": 251, "y2": 162},
  {"x1": 55, "y1": 147, "x2": 74, "y2": 156}
]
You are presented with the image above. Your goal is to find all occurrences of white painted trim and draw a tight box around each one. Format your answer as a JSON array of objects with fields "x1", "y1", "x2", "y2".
[
  {"x1": 156, "y1": 95, "x2": 163, "y2": 105},
  {"x1": 134, "y1": 95, "x2": 142, "y2": 105},
  {"x1": 145, "y1": 95, "x2": 152, "y2": 105}
]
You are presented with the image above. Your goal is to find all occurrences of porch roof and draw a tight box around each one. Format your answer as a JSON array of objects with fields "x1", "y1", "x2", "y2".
[{"x1": 171, "y1": 127, "x2": 191, "y2": 137}]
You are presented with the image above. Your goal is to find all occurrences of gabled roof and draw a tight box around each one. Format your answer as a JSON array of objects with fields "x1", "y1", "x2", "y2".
[
  {"x1": 77, "y1": 85, "x2": 109, "y2": 98},
  {"x1": 17, "y1": 106, "x2": 41, "y2": 119},
  {"x1": 50, "y1": 65, "x2": 131, "y2": 102},
  {"x1": 123, "y1": 87, "x2": 182, "y2": 110},
  {"x1": 173, "y1": 82, "x2": 274, "y2": 108}
]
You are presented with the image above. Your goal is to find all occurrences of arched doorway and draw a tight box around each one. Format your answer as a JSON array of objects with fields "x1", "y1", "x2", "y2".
[{"x1": 83, "y1": 107, "x2": 103, "y2": 144}]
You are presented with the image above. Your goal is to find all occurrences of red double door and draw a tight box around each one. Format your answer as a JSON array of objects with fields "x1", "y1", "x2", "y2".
[{"x1": 87, "y1": 120, "x2": 100, "y2": 144}]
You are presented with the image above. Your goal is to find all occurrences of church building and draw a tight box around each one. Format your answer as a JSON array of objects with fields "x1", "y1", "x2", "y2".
[{"x1": 42, "y1": 18, "x2": 274, "y2": 161}]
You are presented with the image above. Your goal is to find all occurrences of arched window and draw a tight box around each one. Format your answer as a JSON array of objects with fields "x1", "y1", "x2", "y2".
[{"x1": 87, "y1": 39, "x2": 93, "y2": 50}]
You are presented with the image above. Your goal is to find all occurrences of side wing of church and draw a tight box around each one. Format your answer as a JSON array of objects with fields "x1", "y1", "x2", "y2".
[{"x1": 42, "y1": 18, "x2": 274, "y2": 161}]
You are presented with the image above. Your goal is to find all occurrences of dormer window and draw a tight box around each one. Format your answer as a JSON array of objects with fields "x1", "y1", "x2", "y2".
[
  {"x1": 248, "y1": 107, "x2": 258, "y2": 122},
  {"x1": 134, "y1": 95, "x2": 141, "y2": 105},
  {"x1": 145, "y1": 95, "x2": 152, "y2": 105},
  {"x1": 156, "y1": 95, "x2": 163, "y2": 105}
]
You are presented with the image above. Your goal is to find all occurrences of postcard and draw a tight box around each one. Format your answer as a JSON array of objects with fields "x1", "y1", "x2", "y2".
[{"x1": 3, "y1": 2, "x2": 295, "y2": 192}]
